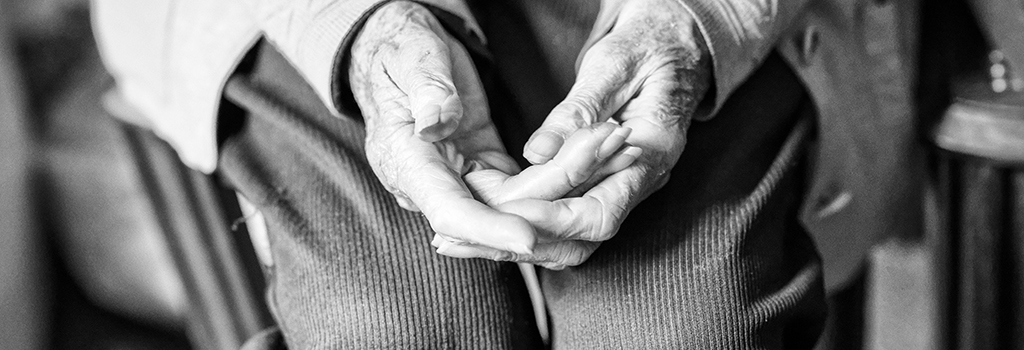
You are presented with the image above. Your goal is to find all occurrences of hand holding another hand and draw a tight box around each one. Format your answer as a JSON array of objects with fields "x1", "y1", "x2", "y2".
[
  {"x1": 348, "y1": 1, "x2": 536, "y2": 254},
  {"x1": 433, "y1": 0, "x2": 713, "y2": 269},
  {"x1": 350, "y1": 0, "x2": 712, "y2": 269}
]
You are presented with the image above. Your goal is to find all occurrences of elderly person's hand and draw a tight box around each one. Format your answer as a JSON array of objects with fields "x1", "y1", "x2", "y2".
[
  {"x1": 433, "y1": 0, "x2": 712, "y2": 269},
  {"x1": 465, "y1": 123, "x2": 641, "y2": 206},
  {"x1": 429, "y1": 123, "x2": 638, "y2": 269},
  {"x1": 348, "y1": 1, "x2": 536, "y2": 254}
]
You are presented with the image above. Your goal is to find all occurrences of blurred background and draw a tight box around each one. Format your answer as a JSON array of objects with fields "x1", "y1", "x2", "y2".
[
  {"x1": 1, "y1": 0, "x2": 1023, "y2": 349},
  {"x1": 1, "y1": 0, "x2": 189, "y2": 348}
]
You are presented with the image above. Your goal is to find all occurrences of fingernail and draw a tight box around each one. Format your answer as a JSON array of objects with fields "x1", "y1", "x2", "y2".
[
  {"x1": 598, "y1": 127, "x2": 632, "y2": 159},
  {"x1": 435, "y1": 239, "x2": 455, "y2": 255},
  {"x1": 438, "y1": 94, "x2": 461, "y2": 124},
  {"x1": 430, "y1": 234, "x2": 443, "y2": 248},
  {"x1": 523, "y1": 132, "x2": 563, "y2": 164},
  {"x1": 622, "y1": 145, "x2": 643, "y2": 159},
  {"x1": 436, "y1": 241, "x2": 485, "y2": 259},
  {"x1": 414, "y1": 104, "x2": 442, "y2": 137},
  {"x1": 433, "y1": 94, "x2": 462, "y2": 139}
]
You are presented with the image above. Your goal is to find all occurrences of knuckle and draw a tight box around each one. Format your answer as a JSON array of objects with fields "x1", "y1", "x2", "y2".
[
  {"x1": 649, "y1": 165, "x2": 673, "y2": 189},
  {"x1": 585, "y1": 40, "x2": 639, "y2": 78},
  {"x1": 559, "y1": 96, "x2": 602, "y2": 124},
  {"x1": 407, "y1": 33, "x2": 449, "y2": 57},
  {"x1": 655, "y1": 173, "x2": 672, "y2": 191},
  {"x1": 649, "y1": 46, "x2": 691, "y2": 67},
  {"x1": 412, "y1": 77, "x2": 454, "y2": 95},
  {"x1": 648, "y1": 104, "x2": 683, "y2": 130},
  {"x1": 588, "y1": 38, "x2": 637, "y2": 66},
  {"x1": 555, "y1": 252, "x2": 579, "y2": 267},
  {"x1": 590, "y1": 197, "x2": 625, "y2": 242}
]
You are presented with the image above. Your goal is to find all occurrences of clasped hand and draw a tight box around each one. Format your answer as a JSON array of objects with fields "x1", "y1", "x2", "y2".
[{"x1": 349, "y1": 0, "x2": 710, "y2": 269}]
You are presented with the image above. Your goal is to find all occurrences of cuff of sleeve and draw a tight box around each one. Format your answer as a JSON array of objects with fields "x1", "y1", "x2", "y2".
[
  {"x1": 276, "y1": 0, "x2": 393, "y2": 118},
  {"x1": 675, "y1": 0, "x2": 761, "y2": 121}
]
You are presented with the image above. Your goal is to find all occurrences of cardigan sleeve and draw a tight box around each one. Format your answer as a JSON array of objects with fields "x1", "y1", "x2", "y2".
[
  {"x1": 94, "y1": 0, "x2": 485, "y2": 172},
  {"x1": 255, "y1": 0, "x2": 485, "y2": 117},
  {"x1": 677, "y1": 0, "x2": 812, "y2": 119}
]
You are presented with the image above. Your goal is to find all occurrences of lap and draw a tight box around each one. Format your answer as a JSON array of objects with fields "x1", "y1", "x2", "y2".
[
  {"x1": 218, "y1": 41, "x2": 542, "y2": 349},
  {"x1": 219, "y1": 41, "x2": 825, "y2": 349}
]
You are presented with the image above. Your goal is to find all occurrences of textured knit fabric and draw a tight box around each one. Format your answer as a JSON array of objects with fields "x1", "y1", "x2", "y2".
[
  {"x1": 218, "y1": 43, "x2": 543, "y2": 349},
  {"x1": 538, "y1": 70, "x2": 826, "y2": 348},
  {"x1": 219, "y1": 32, "x2": 825, "y2": 348}
]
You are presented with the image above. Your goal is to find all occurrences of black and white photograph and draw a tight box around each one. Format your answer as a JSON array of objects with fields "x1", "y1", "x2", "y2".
[{"x1": 1, "y1": 0, "x2": 1022, "y2": 349}]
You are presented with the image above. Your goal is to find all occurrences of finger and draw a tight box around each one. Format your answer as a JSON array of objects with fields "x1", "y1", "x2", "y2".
[
  {"x1": 565, "y1": 145, "x2": 643, "y2": 198},
  {"x1": 384, "y1": 22, "x2": 463, "y2": 141},
  {"x1": 432, "y1": 234, "x2": 599, "y2": 267},
  {"x1": 600, "y1": 146, "x2": 644, "y2": 177},
  {"x1": 612, "y1": 65, "x2": 696, "y2": 167},
  {"x1": 434, "y1": 237, "x2": 515, "y2": 261},
  {"x1": 555, "y1": 50, "x2": 699, "y2": 205},
  {"x1": 486, "y1": 123, "x2": 621, "y2": 203},
  {"x1": 548, "y1": 123, "x2": 625, "y2": 186},
  {"x1": 440, "y1": 29, "x2": 517, "y2": 174},
  {"x1": 470, "y1": 150, "x2": 520, "y2": 175},
  {"x1": 451, "y1": 128, "x2": 520, "y2": 174},
  {"x1": 401, "y1": 156, "x2": 536, "y2": 254},
  {"x1": 471, "y1": 123, "x2": 631, "y2": 205},
  {"x1": 393, "y1": 194, "x2": 420, "y2": 212},
  {"x1": 497, "y1": 163, "x2": 663, "y2": 243},
  {"x1": 365, "y1": 103, "x2": 535, "y2": 254},
  {"x1": 597, "y1": 125, "x2": 631, "y2": 159},
  {"x1": 462, "y1": 168, "x2": 512, "y2": 205},
  {"x1": 523, "y1": 36, "x2": 645, "y2": 164}
]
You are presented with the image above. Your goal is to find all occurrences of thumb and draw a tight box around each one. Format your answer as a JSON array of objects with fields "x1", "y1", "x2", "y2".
[
  {"x1": 385, "y1": 20, "x2": 463, "y2": 141},
  {"x1": 522, "y1": 37, "x2": 641, "y2": 164}
]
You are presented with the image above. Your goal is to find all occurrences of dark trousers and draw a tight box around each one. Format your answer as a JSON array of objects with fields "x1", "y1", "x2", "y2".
[{"x1": 221, "y1": 38, "x2": 826, "y2": 349}]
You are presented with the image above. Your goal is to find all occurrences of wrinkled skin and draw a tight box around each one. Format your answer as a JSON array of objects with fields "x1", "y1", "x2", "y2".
[
  {"x1": 465, "y1": 123, "x2": 641, "y2": 207},
  {"x1": 349, "y1": 0, "x2": 711, "y2": 268},
  {"x1": 350, "y1": 1, "x2": 535, "y2": 254},
  {"x1": 426, "y1": 122, "x2": 638, "y2": 269}
]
